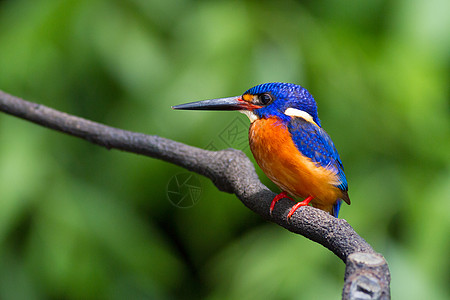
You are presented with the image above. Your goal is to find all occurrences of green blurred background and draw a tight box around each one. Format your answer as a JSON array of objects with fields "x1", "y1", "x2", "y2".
[{"x1": 0, "y1": 0, "x2": 449, "y2": 299}]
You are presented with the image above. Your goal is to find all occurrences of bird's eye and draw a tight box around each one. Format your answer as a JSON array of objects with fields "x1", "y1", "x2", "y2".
[{"x1": 259, "y1": 93, "x2": 274, "y2": 105}]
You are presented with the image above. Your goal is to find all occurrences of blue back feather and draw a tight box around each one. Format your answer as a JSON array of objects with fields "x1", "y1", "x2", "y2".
[
  {"x1": 287, "y1": 117, "x2": 348, "y2": 193},
  {"x1": 332, "y1": 200, "x2": 342, "y2": 218}
]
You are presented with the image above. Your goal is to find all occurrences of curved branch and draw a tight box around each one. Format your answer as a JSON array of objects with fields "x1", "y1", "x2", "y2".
[{"x1": 0, "y1": 90, "x2": 390, "y2": 299}]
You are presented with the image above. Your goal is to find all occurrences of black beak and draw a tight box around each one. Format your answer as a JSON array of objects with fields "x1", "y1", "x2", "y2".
[{"x1": 172, "y1": 96, "x2": 248, "y2": 111}]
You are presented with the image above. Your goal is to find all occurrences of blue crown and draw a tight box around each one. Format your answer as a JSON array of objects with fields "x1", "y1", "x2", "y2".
[{"x1": 244, "y1": 82, "x2": 321, "y2": 126}]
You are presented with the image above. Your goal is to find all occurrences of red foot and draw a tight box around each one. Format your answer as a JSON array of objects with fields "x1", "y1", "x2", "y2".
[
  {"x1": 270, "y1": 191, "x2": 294, "y2": 216},
  {"x1": 287, "y1": 196, "x2": 314, "y2": 219}
]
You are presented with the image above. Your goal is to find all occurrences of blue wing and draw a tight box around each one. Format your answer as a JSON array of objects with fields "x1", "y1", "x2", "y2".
[{"x1": 287, "y1": 117, "x2": 349, "y2": 207}]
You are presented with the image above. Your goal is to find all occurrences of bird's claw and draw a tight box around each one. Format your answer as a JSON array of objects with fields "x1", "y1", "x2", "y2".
[
  {"x1": 269, "y1": 191, "x2": 294, "y2": 217},
  {"x1": 286, "y1": 196, "x2": 314, "y2": 220}
]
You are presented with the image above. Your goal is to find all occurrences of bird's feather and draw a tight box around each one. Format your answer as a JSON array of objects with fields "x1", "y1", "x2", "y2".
[{"x1": 287, "y1": 117, "x2": 349, "y2": 200}]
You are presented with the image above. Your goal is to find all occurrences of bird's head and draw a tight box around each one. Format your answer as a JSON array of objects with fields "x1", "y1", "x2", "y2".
[{"x1": 172, "y1": 82, "x2": 321, "y2": 126}]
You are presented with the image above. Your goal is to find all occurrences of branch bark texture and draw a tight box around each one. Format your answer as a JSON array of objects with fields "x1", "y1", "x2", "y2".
[{"x1": 0, "y1": 90, "x2": 390, "y2": 299}]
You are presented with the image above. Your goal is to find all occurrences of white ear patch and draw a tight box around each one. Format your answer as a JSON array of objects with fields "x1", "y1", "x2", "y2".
[
  {"x1": 284, "y1": 108, "x2": 315, "y2": 123},
  {"x1": 240, "y1": 110, "x2": 259, "y2": 123}
]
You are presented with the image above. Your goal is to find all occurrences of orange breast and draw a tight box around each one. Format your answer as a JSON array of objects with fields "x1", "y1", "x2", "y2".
[{"x1": 249, "y1": 117, "x2": 343, "y2": 212}]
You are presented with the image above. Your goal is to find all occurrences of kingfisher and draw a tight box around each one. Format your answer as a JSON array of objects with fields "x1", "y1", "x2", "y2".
[{"x1": 172, "y1": 82, "x2": 350, "y2": 218}]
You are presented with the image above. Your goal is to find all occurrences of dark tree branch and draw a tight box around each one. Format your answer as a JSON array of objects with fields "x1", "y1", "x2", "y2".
[{"x1": 0, "y1": 90, "x2": 390, "y2": 299}]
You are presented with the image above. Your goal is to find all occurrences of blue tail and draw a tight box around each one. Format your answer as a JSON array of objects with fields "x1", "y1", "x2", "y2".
[{"x1": 332, "y1": 200, "x2": 342, "y2": 218}]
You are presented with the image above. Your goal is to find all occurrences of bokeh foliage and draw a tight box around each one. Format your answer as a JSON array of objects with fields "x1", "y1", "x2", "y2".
[{"x1": 0, "y1": 0, "x2": 449, "y2": 299}]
